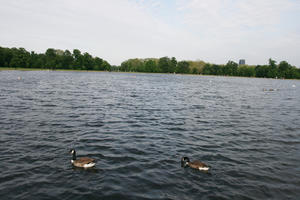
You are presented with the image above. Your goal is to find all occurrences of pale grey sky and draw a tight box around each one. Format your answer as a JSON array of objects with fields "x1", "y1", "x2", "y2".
[{"x1": 1, "y1": 0, "x2": 300, "y2": 66}]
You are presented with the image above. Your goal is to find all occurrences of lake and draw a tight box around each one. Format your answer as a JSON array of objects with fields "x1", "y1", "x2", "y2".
[{"x1": 0, "y1": 70, "x2": 299, "y2": 200}]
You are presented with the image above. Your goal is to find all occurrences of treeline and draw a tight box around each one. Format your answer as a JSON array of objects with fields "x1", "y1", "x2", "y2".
[
  {"x1": 120, "y1": 57, "x2": 300, "y2": 79},
  {"x1": 1, "y1": 46, "x2": 299, "y2": 79},
  {"x1": 120, "y1": 57, "x2": 191, "y2": 74},
  {"x1": 0, "y1": 46, "x2": 112, "y2": 71}
]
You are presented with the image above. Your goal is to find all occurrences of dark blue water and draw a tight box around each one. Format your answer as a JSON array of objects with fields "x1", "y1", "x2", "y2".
[{"x1": 0, "y1": 70, "x2": 299, "y2": 200}]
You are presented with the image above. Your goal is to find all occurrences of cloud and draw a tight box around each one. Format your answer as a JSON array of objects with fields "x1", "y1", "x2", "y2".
[
  {"x1": 175, "y1": 0, "x2": 300, "y2": 65},
  {"x1": 0, "y1": 0, "x2": 196, "y2": 64},
  {"x1": 177, "y1": 0, "x2": 295, "y2": 27},
  {"x1": 133, "y1": 0, "x2": 163, "y2": 9},
  {"x1": 0, "y1": 0, "x2": 299, "y2": 66}
]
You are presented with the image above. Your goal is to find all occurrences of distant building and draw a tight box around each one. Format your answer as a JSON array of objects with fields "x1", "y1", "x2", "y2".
[{"x1": 239, "y1": 59, "x2": 246, "y2": 65}]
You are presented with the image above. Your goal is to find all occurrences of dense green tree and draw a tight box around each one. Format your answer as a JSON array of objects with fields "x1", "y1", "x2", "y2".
[
  {"x1": 237, "y1": 65, "x2": 255, "y2": 77},
  {"x1": 94, "y1": 57, "x2": 103, "y2": 70},
  {"x1": 0, "y1": 46, "x2": 109, "y2": 71},
  {"x1": 202, "y1": 63, "x2": 211, "y2": 75},
  {"x1": 224, "y1": 61, "x2": 238, "y2": 76},
  {"x1": 188, "y1": 60, "x2": 206, "y2": 74},
  {"x1": 72, "y1": 49, "x2": 83, "y2": 69},
  {"x1": 266, "y1": 58, "x2": 278, "y2": 78},
  {"x1": 120, "y1": 61, "x2": 130, "y2": 72},
  {"x1": 0, "y1": 47, "x2": 5, "y2": 67},
  {"x1": 29, "y1": 51, "x2": 37, "y2": 68},
  {"x1": 9, "y1": 48, "x2": 30, "y2": 68},
  {"x1": 61, "y1": 50, "x2": 73, "y2": 69},
  {"x1": 0, "y1": 47, "x2": 10, "y2": 67},
  {"x1": 267, "y1": 68, "x2": 278, "y2": 78},
  {"x1": 169, "y1": 57, "x2": 177, "y2": 73},
  {"x1": 32, "y1": 53, "x2": 46, "y2": 68},
  {"x1": 1, "y1": 46, "x2": 299, "y2": 79},
  {"x1": 277, "y1": 61, "x2": 294, "y2": 78},
  {"x1": 82, "y1": 52, "x2": 94, "y2": 70},
  {"x1": 255, "y1": 65, "x2": 268, "y2": 78},
  {"x1": 176, "y1": 61, "x2": 190, "y2": 74},
  {"x1": 158, "y1": 57, "x2": 170, "y2": 73},
  {"x1": 278, "y1": 61, "x2": 289, "y2": 72},
  {"x1": 45, "y1": 48, "x2": 56, "y2": 58},
  {"x1": 120, "y1": 58, "x2": 144, "y2": 72},
  {"x1": 144, "y1": 59, "x2": 158, "y2": 72},
  {"x1": 192, "y1": 67, "x2": 198, "y2": 74},
  {"x1": 130, "y1": 59, "x2": 144, "y2": 72},
  {"x1": 102, "y1": 61, "x2": 111, "y2": 71},
  {"x1": 120, "y1": 58, "x2": 161, "y2": 73},
  {"x1": 285, "y1": 67, "x2": 300, "y2": 79},
  {"x1": 269, "y1": 58, "x2": 277, "y2": 69},
  {"x1": 45, "y1": 48, "x2": 57, "y2": 69},
  {"x1": 209, "y1": 64, "x2": 223, "y2": 75}
]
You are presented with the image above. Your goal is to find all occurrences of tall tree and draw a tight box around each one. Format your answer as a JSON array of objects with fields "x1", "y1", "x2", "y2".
[
  {"x1": 176, "y1": 61, "x2": 190, "y2": 74},
  {"x1": 144, "y1": 59, "x2": 157, "y2": 72},
  {"x1": 158, "y1": 57, "x2": 170, "y2": 73},
  {"x1": 82, "y1": 52, "x2": 94, "y2": 70},
  {"x1": 169, "y1": 57, "x2": 177, "y2": 73},
  {"x1": 45, "y1": 48, "x2": 57, "y2": 69},
  {"x1": 237, "y1": 66, "x2": 255, "y2": 77},
  {"x1": 72, "y1": 49, "x2": 83, "y2": 69},
  {"x1": 224, "y1": 60, "x2": 238, "y2": 76},
  {"x1": 9, "y1": 48, "x2": 30, "y2": 68},
  {"x1": 94, "y1": 57, "x2": 103, "y2": 70}
]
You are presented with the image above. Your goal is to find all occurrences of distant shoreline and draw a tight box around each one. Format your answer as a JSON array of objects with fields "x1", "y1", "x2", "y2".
[
  {"x1": 2, "y1": 67, "x2": 299, "y2": 81},
  {"x1": 1, "y1": 46, "x2": 299, "y2": 79}
]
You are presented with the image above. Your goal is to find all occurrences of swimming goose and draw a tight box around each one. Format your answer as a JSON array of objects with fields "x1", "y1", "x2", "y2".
[
  {"x1": 181, "y1": 157, "x2": 210, "y2": 171},
  {"x1": 69, "y1": 149, "x2": 96, "y2": 168}
]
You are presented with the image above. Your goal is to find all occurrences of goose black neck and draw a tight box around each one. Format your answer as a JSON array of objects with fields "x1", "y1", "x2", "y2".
[{"x1": 72, "y1": 152, "x2": 76, "y2": 160}]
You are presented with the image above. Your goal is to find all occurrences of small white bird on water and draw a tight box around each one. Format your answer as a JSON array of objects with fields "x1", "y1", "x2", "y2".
[{"x1": 69, "y1": 149, "x2": 96, "y2": 168}]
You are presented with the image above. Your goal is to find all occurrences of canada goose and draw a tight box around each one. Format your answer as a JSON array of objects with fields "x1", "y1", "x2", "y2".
[
  {"x1": 69, "y1": 149, "x2": 96, "y2": 168},
  {"x1": 181, "y1": 157, "x2": 210, "y2": 171},
  {"x1": 263, "y1": 88, "x2": 278, "y2": 91}
]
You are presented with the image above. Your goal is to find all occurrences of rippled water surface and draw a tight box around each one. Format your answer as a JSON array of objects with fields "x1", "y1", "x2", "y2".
[{"x1": 0, "y1": 70, "x2": 300, "y2": 200}]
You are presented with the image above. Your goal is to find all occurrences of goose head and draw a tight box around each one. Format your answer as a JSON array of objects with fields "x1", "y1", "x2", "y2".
[
  {"x1": 181, "y1": 157, "x2": 190, "y2": 167},
  {"x1": 69, "y1": 149, "x2": 76, "y2": 161},
  {"x1": 69, "y1": 149, "x2": 76, "y2": 154}
]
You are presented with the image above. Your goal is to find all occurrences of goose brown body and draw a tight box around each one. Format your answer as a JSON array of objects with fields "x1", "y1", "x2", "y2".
[
  {"x1": 188, "y1": 160, "x2": 209, "y2": 170},
  {"x1": 70, "y1": 149, "x2": 96, "y2": 168},
  {"x1": 181, "y1": 157, "x2": 210, "y2": 171},
  {"x1": 72, "y1": 157, "x2": 95, "y2": 168}
]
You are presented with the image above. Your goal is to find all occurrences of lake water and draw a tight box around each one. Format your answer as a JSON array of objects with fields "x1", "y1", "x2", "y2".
[{"x1": 0, "y1": 70, "x2": 299, "y2": 200}]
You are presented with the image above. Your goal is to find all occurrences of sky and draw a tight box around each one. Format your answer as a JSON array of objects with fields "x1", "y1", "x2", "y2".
[{"x1": 1, "y1": 0, "x2": 300, "y2": 66}]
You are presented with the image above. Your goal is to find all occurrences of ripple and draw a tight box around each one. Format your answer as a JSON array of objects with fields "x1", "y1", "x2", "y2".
[{"x1": 0, "y1": 71, "x2": 299, "y2": 200}]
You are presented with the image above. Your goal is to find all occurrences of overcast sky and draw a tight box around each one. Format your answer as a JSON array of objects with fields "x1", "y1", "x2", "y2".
[{"x1": 1, "y1": 0, "x2": 300, "y2": 66}]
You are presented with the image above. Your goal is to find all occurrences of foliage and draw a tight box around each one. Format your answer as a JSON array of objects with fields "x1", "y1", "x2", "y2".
[
  {"x1": 224, "y1": 61, "x2": 238, "y2": 76},
  {"x1": 237, "y1": 65, "x2": 255, "y2": 77},
  {"x1": 188, "y1": 60, "x2": 206, "y2": 74},
  {"x1": 0, "y1": 46, "x2": 110, "y2": 71},
  {"x1": 1, "y1": 46, "x2": 299, "y2": 79},
  {"x1": 158, "y1": 57, "x2": 171, "y2": 73},
  {"x1": 176, "y1": 61, "x2": 190, "y2": 74}
]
